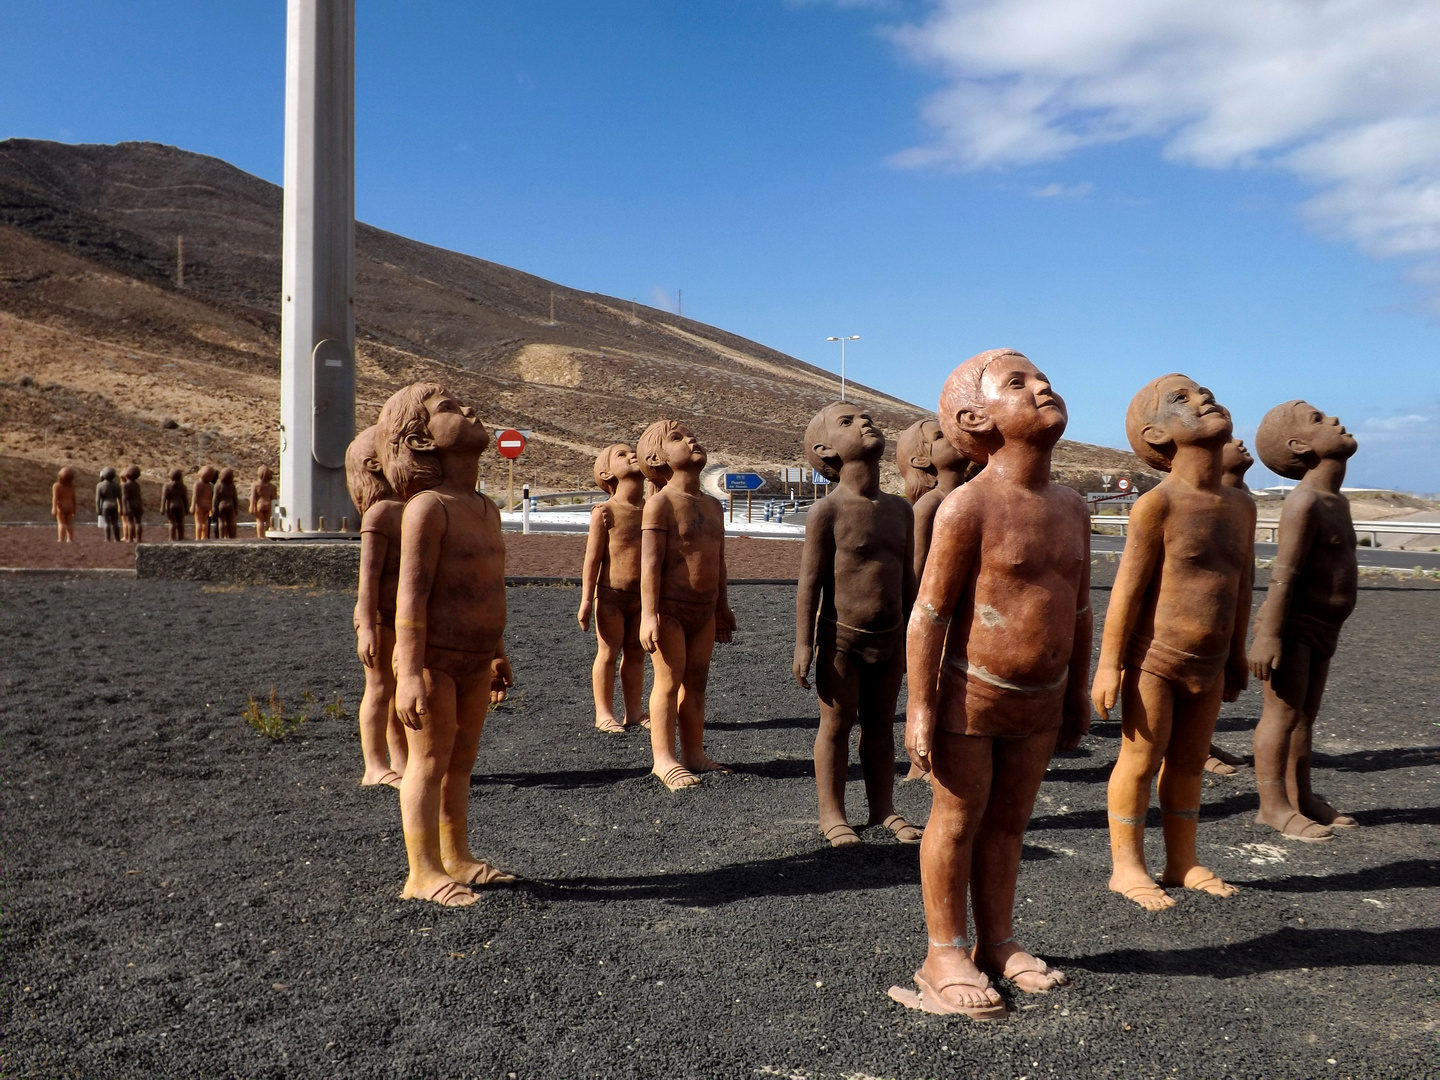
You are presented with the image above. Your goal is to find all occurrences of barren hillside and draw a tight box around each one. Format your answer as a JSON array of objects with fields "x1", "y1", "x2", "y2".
[{"x1": 0, "y1": 138, "x2": 1156, "y2": 512}]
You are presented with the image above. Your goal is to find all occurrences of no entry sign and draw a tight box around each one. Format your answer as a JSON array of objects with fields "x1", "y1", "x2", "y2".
[{"x1": 497, "y1": 429, "x2": 526, "y2": 459}]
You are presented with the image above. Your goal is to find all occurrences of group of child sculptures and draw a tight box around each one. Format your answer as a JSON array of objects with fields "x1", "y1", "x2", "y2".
[
  {"x1": 50, "y1": 464, "x2": 277, "y2": 542},
  {"x1": 337, "y1": 359, "x2": 1359, "y2": 1020}
]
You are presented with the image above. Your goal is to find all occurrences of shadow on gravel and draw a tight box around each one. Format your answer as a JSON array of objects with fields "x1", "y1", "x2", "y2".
[
  {"x1": 1056, "y1": 926, "x2": 1440, "y2": 979},
  {"x1": 476, "y1": 766, "x2": 652, "y2": 789},
  {"x1": 1313, "y1": 746, "x2": 1440, "y2": 772},
  {"x1": 1029, "y1": 791, "x2": 1259, "y2": 831},
  {"x1": 1243, "y1": 857, "x2": 1440, "y2": 893},
  {"x1": 707, "y1": 715, "x2": 823, "y2": 731},
  {"x1": 1350, "y1": 804, "x2": 1440, "y2": 826}
]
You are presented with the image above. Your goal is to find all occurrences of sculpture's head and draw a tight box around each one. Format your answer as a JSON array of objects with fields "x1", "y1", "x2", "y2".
[
  {"x1": 638, "y1": 419, "x2": 705, "y2": 486},
  {"x1": 201, "y1": 465, "x2": 219, "y2": 483},
  {"x1": 169, "y1": 467, "x2": 183, "y2": 482},
  {"x1": 100, "y1": 466, "x2": 117, "y2": 481},
  {"x1": 594, "y1": 443, "x2": 640, "y2": 495},
  {"x1": 123, "y1": 464, "x2": 140, "y2": 481},
  {"x1": 1222, "y1": 436, "x2": 1255, "y2": 486},
  {"x1": 805, "y1": 402, "x2": 884, "y2": 483},
  {"x1": 1125, "y1": 373, "x2": 1231, "y2": 473},
  {"x1": 219, "y1": 467, "x2": 234, "y2": 485},
  {"x1": 1254, "y1": 400, "x2": 1356, "y2": 480},
  {"x1": 256, "y1": 464, "x2": 272, "y2": 482},
  {"x1": 345, "y1": 425, "x2": 394, "y2": 513},
  {"x1": 939, "y1": 349, "x2": 1065, "y2": 465},
  {"x1": 57, "y1": 466, "x2": 75, "y2": 484},
  {"x1": 376, "y1": 382, "x2": 488, "y2": 499},
  {"x1": 895, "y1": 420, "x2": 938, "y2": 503}
]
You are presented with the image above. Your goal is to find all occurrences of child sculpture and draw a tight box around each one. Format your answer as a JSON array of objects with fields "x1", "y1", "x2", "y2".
[
  {"x1": 162, "y1": 469, "x2": 188, "y2": 540},
  {"x1": 191, "y1": 467, "x2": 216, "y2": 541},
  {"x1": 891, "y1": 350, "x2": 1091, "y2": 1020},
  {"x1": 96, "y1": 467, "x2": 122, "y2": 541},
  {"x1": 896, "y1": 420, "x2": 938, "y2": 505},
  {"x1": 1248, "y1": 401, "x2": 1359, "y2": 841},
  {"x1": 379, "y1": 382, "x2": 515, "y2": 907},
  {"x1": 346, "y1": 425, "x2": 408, "y2": 788},
  {"x1": 249, "y1": 465, "x2": 276, "y2": 538},
  {"x1": 637, "y1": 419, "x2": 737, "y2": 791},
  {"x1": 120, "y1": 465, "x2": 144, "y2": 543},
  {"x1": 794, "y1": 403, "x2": 920, "y2": 847},
  {"x1": 214, "y1": 468, "x2": 239, "y2": 539},
  {"x1": 578, "y1": 443, "x2": 648, "y2": 733},
  {"x1": 1093, "y1": 375, "x2": 1254, "y2": 911},
  {"x1": 51, "y1": 466, "x2": 76, "y2": 542},
  {"x1": 1205, "y1": 435, "x2": 1256, "y2": 776}
]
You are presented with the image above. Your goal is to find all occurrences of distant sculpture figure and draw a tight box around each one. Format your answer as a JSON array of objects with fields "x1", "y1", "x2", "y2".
[
  {"x1": 191, "y1": 467, "x2": 217, "y2": 542},
  {"x1": 637, "y1": 419, "x2": 737, "y2": 791},
  {"x1": 119, "y1": 465, "x2": 143, "y2": 542},
  {"x1": 896, "y1": 420, "x2": 938, "y2": 504},
  {"x1": 578, "y1": 443, "x2": 648, "y2": 733},
  {"x1": 51, "y1": 466, "x2": 76, "y2": 542},
  {"x1": 162, "y1": 468, "x2": 188, "y2": 540},
  {"x1": 1205, "y1": 435, "x2": 1257, "y2": 776},
  {"x1": 214, "y1": 468, "x2": 240, "y2": 539},
  {"x1": 347, "y1": 426, "x2": 409, "y2": 789},
  {"x1": 1248, "y1": 401, "x2": 1360, "y2": 842},
  {"x1": 379, "y1": 382, "x2": 515, "y2": 908},
  {"x1": 1093, "y1": 375, "x2": 1254, "y2": 911},
  {"x1": 95, "y1": 467, "x2": 122, "y2": 542},
  {"x1": 795, "y1": 403, "x2": 920, "y2": 847},
  {"x1": 249, "y1": 465, "x2": 277, "y2": 538},
  {"x1": 891, "y1": 350, "x2": 1090, "y2": 1020}
]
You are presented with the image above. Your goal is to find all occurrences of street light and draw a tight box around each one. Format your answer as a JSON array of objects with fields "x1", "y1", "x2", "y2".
[{"x1": 826, "y1": 335, "x2": 860, "y2": 401}]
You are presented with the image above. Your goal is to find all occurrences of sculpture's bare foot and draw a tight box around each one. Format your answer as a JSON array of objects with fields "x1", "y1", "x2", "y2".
[
  {"x1": 1255, "y1": 808, "x2": 1333, "y2": 842},
  {"x1": 681, "y1": 755, "x2": 731, "y2": 774},
  {"x1": 447, "y1": 859, "x2": 517, "y2": 887},
  {"x1": 974, "y1": 941, "x2": 1069, "y2": 994},
  {"x1": 654, "y1": 764, "x2": 701, "y2": 791},
  {"x1": 361, "y1": 768, "x2": 403, "y2": 789},
  {"x1": 1108, "y1": 869, "x2": 1176, "y2": 911},
  {"x1": 898, "y1": 960, "x2": 1007, "y2": 1020},
  {"x1": 1162, "y1": 865, "x2": 1239, "y2": 898},
  {"x1": 822, "y1": 822, "x2": 862, "y2": 847},
  {"x1": 1203, "y1": 755, "x2": 1237, "y2": 776},
  {"x1": 594, "y1": 716, "x2": 626, "y2": 734},
  {"x1": 400, "y1": 876, "x2": 478, "y2": 908},
  {"x1": 622, "y1": 713, "x2": 650, "y2": 730},
  {"x1": 878, "y1": 814, "x2": 923, "y2": 844},
  {"x1": 1298, "y1": 795, "x2": 1356, "y2": 829}
]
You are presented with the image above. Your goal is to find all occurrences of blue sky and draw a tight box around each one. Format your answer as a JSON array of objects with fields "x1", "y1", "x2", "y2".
[{"x1": 3, "y1": 1, "x2": 1439, "y2": 491}]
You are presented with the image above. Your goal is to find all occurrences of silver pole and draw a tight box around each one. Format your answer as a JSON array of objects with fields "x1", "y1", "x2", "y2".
[{"x1": 279, "y1": 0, "x2": 356, "y2": 534}]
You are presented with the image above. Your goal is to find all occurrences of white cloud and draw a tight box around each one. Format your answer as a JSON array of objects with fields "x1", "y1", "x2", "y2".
[
  {"x1": 1029, "y1": 181, "x2": 1092, "y2": 199},
  {"x1": 886, "y1": 1, "x2": 1440, "y2": 271}
]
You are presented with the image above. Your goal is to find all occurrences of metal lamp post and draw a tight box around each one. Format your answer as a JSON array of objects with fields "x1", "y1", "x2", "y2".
[{"x1": 826, "y1": 335, "x2": 859, "y2": 401}]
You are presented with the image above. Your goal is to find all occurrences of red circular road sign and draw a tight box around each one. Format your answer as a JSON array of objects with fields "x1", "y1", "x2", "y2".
[
  {"x1": 1117, "y1": 477, "x2": 1133, "y2": 492},
  {"x1": 496, "y1": 429, "x2": 526, "y2": 459}
]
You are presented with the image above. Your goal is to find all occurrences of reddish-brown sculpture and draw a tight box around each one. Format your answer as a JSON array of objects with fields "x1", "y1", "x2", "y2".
[
  {"x1": 96, "y1": 467, "x2": 122, "y2": 542},
  {"x1": 191, "y1": 466, "x2": 217, "y2": 542},
  {"x1": 579, "y1": 443, "x2": 648, "y2": 733},
  {"x1": 637, "y1": 419, "x2": 737, "y2": 791},
  {"x1": 891, "y1": 350, "x2": 1091, "y2": 1020},
  {"x1": 1205, "y1": 436, "x2": 1257, "y2": 776},
  {"x1": 346, "y1": 425, "x2": 408, "y2": 789},
  {"x1": 162, "y1": 468, "x2": 188, "y2": 540},
  {"x1": 1248, "y1": 401, "x2": 1359, "y2": 841},
  {"x1": 214, "y1": 467, "x2": 239, "y2": 539},
  {"x1": 249, "y1": 465, "x2": 276, "y2": 538},
  {"x1": 119, "y1": 465, "x2": 143, "y2": 543},
  {"x1": 51, "y1": 466, "x2": 76, "y2": 542},
  {"x1": 795, "y1": 403, "x2": 920, "y2": 847},
  {"x1": 896, "y1": 420, "x2": 939, "y2": 504},
  {"x1": 1093, "y1": 374, "x2": 1254, "y2": 911},
  {"x1": 379, "y1": 382, "x2": 514, "y2": 908}
]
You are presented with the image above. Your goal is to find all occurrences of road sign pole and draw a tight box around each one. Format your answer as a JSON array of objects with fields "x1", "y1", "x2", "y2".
[
  {"x1": 728, "y1": 492, "x2": 734, "y2": 523},
  {"x1": 508, "y1": 458, "x2": 514, "y2": 513},
  {"x1": 747, "y1": 490, "x2": 752, "y2": 522}
]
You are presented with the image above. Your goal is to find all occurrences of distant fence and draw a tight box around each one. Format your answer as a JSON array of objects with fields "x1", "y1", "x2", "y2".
[{"x1": 1092, "y1": 515, "x2": 1440, "y2": 546}]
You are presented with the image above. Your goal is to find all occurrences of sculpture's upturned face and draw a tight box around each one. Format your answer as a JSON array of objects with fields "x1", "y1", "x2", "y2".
[
  {"x1": 977, "y1": 356, "x2": 1069, "y2": 448},
  {"x1": 923, "y1": 418, "x2": 963, "y2": 469},
  {"x1": 1222, "y1": 437, "x2": 1254, "y2": 477},
  {"x1": 1284, "y1": 401, "x2": 1357, "y2": 464},
  {"x1": 609, "y1": 444, "x2": 642, "y2": 482},
  {"x1": 821, "y1": 404, "x2": 885, "y2": 464},
  {"x1": 659, "y1": 422, "x2": 707, "y2": 472},
  {"x1": 422, "y1": 390, "x2": 489, "y2": 454},
  {"x1": 1149, "y1": 374, "x2": 1230, "y2": 447}
]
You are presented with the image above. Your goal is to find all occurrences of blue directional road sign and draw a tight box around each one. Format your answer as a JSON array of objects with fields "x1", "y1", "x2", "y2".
[{"x1": 724, "y1": 472, "x2": 765, "y2": 491}]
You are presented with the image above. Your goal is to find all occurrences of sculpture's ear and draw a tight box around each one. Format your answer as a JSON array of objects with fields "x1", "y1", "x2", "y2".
[
  {"x1": 1286, "y1": 436, "x2": 1314, "y2": 466},
  {"x1": 403, "y1": 431, "x2": 436, "y2": 454},
  {"x1": 364, "y1": 454, "x2": 384, "y2": 476},
  {"x1": 957, "y1": 405, "x2": 993, "y2": 438},
  {"x1": 1141, "y1": 422, "x2": 1173, "y2": 454}
]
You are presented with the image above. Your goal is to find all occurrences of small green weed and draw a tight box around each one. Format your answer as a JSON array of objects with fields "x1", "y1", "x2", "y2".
[
  {"x1": 243, "y1": 686, "x2": 312, "y2": 740},
  {"x1": 323, "y1": 693, "x2": 347, "y2": 720}
]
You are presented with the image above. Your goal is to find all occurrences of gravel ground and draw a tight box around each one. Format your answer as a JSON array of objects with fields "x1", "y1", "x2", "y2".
[{"x1": 3, "y1": 576, "x2": 1437, "y2": 1080}]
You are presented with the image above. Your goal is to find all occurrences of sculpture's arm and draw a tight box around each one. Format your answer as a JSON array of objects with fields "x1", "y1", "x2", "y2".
[
  {"x1": 577, "y1": 505, "x2": 607, "y2": 631},
  {"x1": 393, "y1": 493, "x2": 445, "y2": 729},
  {"x1": 792, "y1": 501, "x2": 833, "y2": 687}
]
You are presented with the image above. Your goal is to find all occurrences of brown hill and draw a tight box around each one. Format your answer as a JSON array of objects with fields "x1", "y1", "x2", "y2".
[{"x1": 0, "y1": 138, "x2": 1156, "y2": 514}]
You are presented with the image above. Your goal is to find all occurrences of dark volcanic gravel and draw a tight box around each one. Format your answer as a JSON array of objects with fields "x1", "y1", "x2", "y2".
[{"x1": 3, "y1": 577, "x2": 1437, "y2": 1080}]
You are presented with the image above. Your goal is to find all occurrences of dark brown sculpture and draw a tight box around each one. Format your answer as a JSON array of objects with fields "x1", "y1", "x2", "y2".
[
  {"x1": 214, "y1": 468, "x2": 239, "y2": 539},
  {"x1": 1248, "y1": 401, "x2": 1359, "y2": 841},
  {"x1": 96, "y1": 467, "x2": 122, "y2": 542},
  {"x1": 346, "y1": 425, "x2": 408, "y2": 789},
  {"x1": 891, "y1": 350, "x2": 1091, "y2": 1020},
  {"x1": 162, "y1": 468, "x2": 188, "y2": 540},
  {"x1": 1205, "y1": 436, "x2": 1256, "y2": 775},
  {"x1": 249, "y1": 465, "x2": 276, "y2": 538},
  {"x1": 579, "y1": 443, "x2": 648, "y2": 733},
  {"x1": 191, "y1": 466, "x2": 216, "y2": 541},
  {"x1": 379, "y1": 382, "x2": 514, "y2": 908},
  {"x1": 795, "y1": 403, "x2": 920, "y2": 847},
  {"x1": 51, "y1": 466, "x2": 76, "y2": 542},
  {"x1": 1093, "y1": 374, "x2": 1254, "y2": 911},
  {"x1": 119, "y1": 465, "x2": 143, "y2": 543},
  {"x1": 638, "y1": 419, "x2": 736, "y2": 791}
]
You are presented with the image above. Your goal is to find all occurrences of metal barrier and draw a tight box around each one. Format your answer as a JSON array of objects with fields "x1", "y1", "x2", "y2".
[{"x1": 1091, "y1": 515, "x2": 1440, "y2": 545}]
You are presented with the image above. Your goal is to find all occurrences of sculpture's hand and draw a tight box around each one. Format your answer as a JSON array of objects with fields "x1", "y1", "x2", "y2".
[
  {"x1": 489, "y1": 656, "x2": 514, "y2": 705},
  {"x1": 1248, "y1": 636, "x2": 1282, "y2": 681},
  {"x1": 904, "y1": 705, "x2": 936, "y2": 774},
  {"x1": 792, "y1": 644, "x2": 813, "y2": 690},
  {"x1": 714, "y1": 604, "x2": 736, "y2": 645},
  {"x1": 1057, "y1": 687, "x2": 1091, "y2": 751},
  {"x1": 1091, "y1": 665, "x2": 1121, "y2": 721},
  {"x1": 1223, "y1": 656, "x2": 1248, "y2": 702},
  {"x1": 577, "y1": 597, "x2": 593, "y2": 632},
  {"x1": 639, "y1": 615, "x2": 660, "y2": 654},
  {"x1": 355, "y1": 623, "x2": 378, "y2": 668},
  {"x1": 396, "y1": 674, "x2": 429, "y2": 730}
]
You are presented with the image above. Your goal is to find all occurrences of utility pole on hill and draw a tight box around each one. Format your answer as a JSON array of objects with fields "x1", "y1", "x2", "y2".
[
  {"x1": 278, "y1": 0, "x2": 356, "y2": 533},
  {"x1": 176, "y1": 236, "x2": 185, "y2": 288}
]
